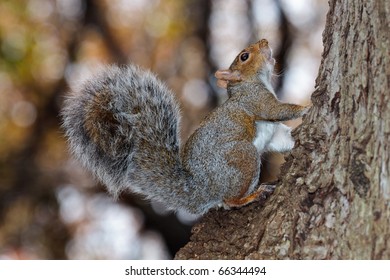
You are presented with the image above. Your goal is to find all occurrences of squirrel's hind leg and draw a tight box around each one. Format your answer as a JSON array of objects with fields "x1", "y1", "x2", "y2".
[{"x1": 223, "y1": 183, "x2": 276, "y2": 208}]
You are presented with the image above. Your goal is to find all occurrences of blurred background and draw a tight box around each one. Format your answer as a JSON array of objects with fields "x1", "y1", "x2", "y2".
[{"x1": 0, "y1": 0, "x2": 327, "y2": 259}]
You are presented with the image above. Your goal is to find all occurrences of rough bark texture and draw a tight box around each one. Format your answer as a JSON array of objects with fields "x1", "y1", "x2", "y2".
[{"x1": 175, "y1": 0, "x2": 390, "y2": 260}]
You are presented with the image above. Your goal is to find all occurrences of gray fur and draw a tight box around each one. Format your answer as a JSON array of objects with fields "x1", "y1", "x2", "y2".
[{"x1": 62, "y1": 63, "x2": 305, "y2": 215}]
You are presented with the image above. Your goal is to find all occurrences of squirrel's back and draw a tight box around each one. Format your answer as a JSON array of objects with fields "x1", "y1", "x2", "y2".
[{"x1": 62, "y1": 65, "x2": 192, "y2": 209}]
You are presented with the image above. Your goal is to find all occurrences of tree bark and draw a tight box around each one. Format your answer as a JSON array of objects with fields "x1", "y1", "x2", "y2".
[{"x1": 175, "y1": 0, "x2": 390, "y2": 260}]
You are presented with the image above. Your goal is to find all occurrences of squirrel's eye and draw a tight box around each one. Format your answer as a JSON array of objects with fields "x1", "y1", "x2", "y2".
[{"x1": 240, "y1": 52, "x2": 249, "y2": 62}]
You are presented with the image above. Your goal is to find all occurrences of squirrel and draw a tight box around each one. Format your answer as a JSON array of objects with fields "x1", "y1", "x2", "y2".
[{"x1": 61, "y1": 39, "x2": 309, "y2": 215}]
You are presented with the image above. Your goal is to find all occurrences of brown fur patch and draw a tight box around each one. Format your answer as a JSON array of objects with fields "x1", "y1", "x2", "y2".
[
  {"x1": 230, "y1": 112, "x2": 256, "y2": 141},
  {"x1": 84, "y1": 91, "x2": 120, "y2": 154},
  {"x1": 225, "y1": 143, "x2": 258, "y2": 199}
]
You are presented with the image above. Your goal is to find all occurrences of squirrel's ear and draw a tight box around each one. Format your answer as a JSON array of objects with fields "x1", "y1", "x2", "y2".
[{"x1": 215, "y1": 70, "x2": 242, "y2": 88}]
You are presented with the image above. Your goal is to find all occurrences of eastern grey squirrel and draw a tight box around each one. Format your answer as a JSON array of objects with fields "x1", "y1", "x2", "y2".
[{"x1": 61, "y1": 39, "x2": 309, "y2": 215}]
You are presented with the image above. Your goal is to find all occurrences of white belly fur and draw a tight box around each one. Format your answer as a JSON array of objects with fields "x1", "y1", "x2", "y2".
[{"x1": 253, "y1": 121, "x2": 295, "y2": 153}]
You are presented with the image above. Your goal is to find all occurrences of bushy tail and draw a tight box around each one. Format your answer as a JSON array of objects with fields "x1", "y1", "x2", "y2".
[{"x1": 61, "y1": 65, "x2": 192, "y2": 211}]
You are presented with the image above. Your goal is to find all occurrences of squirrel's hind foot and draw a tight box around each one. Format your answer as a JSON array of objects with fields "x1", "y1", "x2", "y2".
[{"x1": 223, "y1": 183, "x2": 276, "y2": 209}]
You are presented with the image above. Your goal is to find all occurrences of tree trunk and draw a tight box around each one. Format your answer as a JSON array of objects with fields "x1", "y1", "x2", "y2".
[{"x1": 175, "y1": 0, "x2": 390, "y2": 260}]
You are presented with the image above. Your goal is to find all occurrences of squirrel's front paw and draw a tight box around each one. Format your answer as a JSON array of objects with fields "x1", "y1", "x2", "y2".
[{"x1": 302, "y1": 105, "x2": 312, "y2": 116}]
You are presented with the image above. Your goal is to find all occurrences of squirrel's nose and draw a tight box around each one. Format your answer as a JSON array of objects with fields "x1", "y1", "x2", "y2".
[{"x1": 258, "y1": 39, "x2": 269, "y2": 47}]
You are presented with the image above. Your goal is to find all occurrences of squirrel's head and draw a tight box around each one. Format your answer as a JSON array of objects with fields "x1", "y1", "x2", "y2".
[{"x1": 215, "y1": 39, "x2": 275, "y2": 89}]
